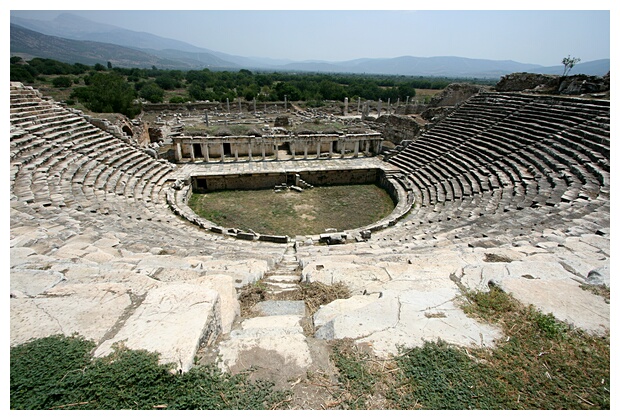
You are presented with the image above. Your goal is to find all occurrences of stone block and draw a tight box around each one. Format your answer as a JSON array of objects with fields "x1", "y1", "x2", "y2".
[{"x1": 94, "y1": 283, "x2": 221, "y2": 372}]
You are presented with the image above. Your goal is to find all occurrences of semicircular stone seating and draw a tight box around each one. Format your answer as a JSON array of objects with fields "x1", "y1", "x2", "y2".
[
  {"x1": 10, "y1": 82, "x2": 288, "y2": 372},
  {"x1": 10, "y1": 82, "x2": 611, "y2": 373},
  {"x1": 381, "y1": 91, "x2": 610, "y2": 243}
]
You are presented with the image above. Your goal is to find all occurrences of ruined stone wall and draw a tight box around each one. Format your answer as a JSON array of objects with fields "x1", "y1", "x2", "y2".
[
  {"x1": 495, "y1": 72, "x2": 610, "y2": 96},
  {"x1": 427, "y1": 83, "x2": 489, "y2": 107},
  {"x1": 372, "y1": 114, "x2": 422, "y2": 144},
  {"x1": 193, "y1": 168, "x2": 381, "y2": 192}
]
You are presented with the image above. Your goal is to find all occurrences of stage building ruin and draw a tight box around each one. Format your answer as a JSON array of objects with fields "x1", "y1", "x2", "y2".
[{"x1": 172, "y1": 133, "x2": 383, "y2": 162}]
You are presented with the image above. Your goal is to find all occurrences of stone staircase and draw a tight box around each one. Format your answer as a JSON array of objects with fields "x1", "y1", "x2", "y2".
[
  {"x1": 260, "y1": 244, "x2": 303, "y2": 296},
  {"x1": 206, "y1": 244, "x2": 324, "y2": 381}
]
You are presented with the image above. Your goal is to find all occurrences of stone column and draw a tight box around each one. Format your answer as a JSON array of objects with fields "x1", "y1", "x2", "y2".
[
  {"x1": 234, "y1": 144, "x2": 238, "y2": 161},
  {"x1": 365, "y1": 140, "x2": 370, "y2": 155},
  {"x1": 189, "y1": 142, "x2": 196, "y2": 162},
  {"x1": 175, "y1": 140, "x2": 182, "y2": 162},
  {"x1": 200, "y1": 143, "x2": 208, "y2": 162},
  {"x1": 291, "y1": 142, "x2": 295, "y2": 160},
  {"x1": 344, "y1": 97, "x2": 348, "y2": 116},
  {"x1": 220, "y1": 143, "x2": 225, "y2": 163},
  {"x1": 205, "y1": 143, "x2": 210, "y2": 162},
  {"x1": 253, "y1": 98, "x2": 257, "y2": 114},
  {"x1": 329, "y1": 140, "x2": 333, "y2": 159},
  {"x1": 304, "y1": 142, "x2": 308, "y2": 159},
  {"x1": 341, "y1": 139, "x2": 346, "y2": 158},
  {"x1": 238, "y1": 97, "x2": 242, "y2": 115},
  {"x1": 275, "y1": 143, "x2": 279, "y2": 160},
  {"x1": 317, "y1": 140, "x2": 321, "y2": 159},
  {"x1": 387, "y1": 98, "x2": 391, "y2": 115},
  {"x1": 248, "y1": 141, "x2": 252, "y2": 161},
  {"x1": 204, "y1": 112, "x2": 209, "y2": 127},
  {"x1": 378, "y1": 100, "x2": 382, "y2": 117},
  {"x1": 354, "y1": 139, "x2": 359, "y2": 158},
  {"x1": 357, "y1": 97, "x2": 361, "y2": 114},
  {"x1": 261, "y1": 142, "x2": 266, "y2": 161}
]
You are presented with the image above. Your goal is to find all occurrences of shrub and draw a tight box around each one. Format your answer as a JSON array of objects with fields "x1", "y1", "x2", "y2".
[{"x1": 52, "y1": 76, "x2": 73, "y2": 88}]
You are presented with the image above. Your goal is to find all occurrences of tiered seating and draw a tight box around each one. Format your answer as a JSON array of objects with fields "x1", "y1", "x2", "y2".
[
  {"x1": 8, "y1": 82, "x2": 284, "y2": 261},
  {"x1": 384, "y1": 91, "x2": 610, "y2": 243}
]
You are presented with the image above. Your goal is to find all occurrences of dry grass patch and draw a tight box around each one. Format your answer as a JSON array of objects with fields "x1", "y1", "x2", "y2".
[{"x1": 189, "y1": 184, "x2": 395, "y2": 237}]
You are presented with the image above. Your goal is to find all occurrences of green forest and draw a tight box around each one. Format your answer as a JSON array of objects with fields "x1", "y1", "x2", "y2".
[{"x1": 11, "y1": 56, "x2": 496, "y2": 118}]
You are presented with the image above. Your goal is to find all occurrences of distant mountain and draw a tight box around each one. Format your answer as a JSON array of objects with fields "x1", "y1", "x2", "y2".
[
  {"x1": 10, "y1": 13, "x2": 610, "y2": 78},
  {"x1": 11, "y1": 13, "x2": 207, "y2": 53},
  {"x1": 10, "y1": 25, "x2": 236, "y2": 69},
  {"x1": 11, "y1": 13, "x2": 252, "y2": 70},
  {"x1": 276, "y1": 56, "x2": 545, "y2": 78}
]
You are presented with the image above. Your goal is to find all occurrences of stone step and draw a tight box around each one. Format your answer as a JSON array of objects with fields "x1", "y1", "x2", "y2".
[{"x1": 264, "y1": 274, "x2": 301, "y2": 283}]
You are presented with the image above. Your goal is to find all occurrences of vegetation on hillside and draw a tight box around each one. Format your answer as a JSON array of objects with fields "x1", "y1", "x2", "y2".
[{"x1": 10, "y1": 56, "x2": 495, "y2": 118}]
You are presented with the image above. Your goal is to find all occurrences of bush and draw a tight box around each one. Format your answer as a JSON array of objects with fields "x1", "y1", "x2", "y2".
[
  {"x1": 169, "y1": 96, "x2": 189, "y2": 104},
  {"x1": 52, "y1": 76, "x2": 73, "y2": 88}
]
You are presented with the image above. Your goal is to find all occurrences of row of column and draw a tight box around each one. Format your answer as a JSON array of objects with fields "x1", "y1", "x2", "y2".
[{"x1": 175, "y1": 139, "x2": 378, "y2": 163}]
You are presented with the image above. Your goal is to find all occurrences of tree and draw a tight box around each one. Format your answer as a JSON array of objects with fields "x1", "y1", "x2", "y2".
[
  {"x1": 562, "y1": 55, "x2": 581, "y2": 77},
  {"x1": 70, "y1": 72, "x2": 140, "y2": 118},
  {"x1": 139, "y1": 82, "x2": 165, "y2": 103}
]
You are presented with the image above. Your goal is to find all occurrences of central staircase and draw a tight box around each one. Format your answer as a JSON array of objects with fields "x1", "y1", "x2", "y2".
[{"x1": 260, "y1": 244, "x2": 303, "y2": 296}]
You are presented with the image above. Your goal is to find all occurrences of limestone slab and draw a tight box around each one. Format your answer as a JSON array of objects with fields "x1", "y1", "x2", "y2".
[
  {"x1": 217, "y1": 315, "x2": 313, "y2": 375},
  {"x1": 10, "y1": 283, "x2": 132, "y2": 346},
  {"x1": 94, "y1": 283, "x2": 221, "y2": 372},
  {"x1": 357, "y1": 286, "x2": 502, "y2": 356},
  {"x1": 253, "y1": 300, "x2": 306, "y2": 317},
  {"x1": 10, "y1": 268, "x2": 65, "y2": 297}
]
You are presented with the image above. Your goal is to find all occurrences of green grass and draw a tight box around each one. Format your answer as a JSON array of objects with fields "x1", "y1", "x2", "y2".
[
  {"x1": 189, "y1": 184, "x2": 395, "y2": 236},
  {"x1": 10, "y1": 335, "x2": 290, "y2": 410}
]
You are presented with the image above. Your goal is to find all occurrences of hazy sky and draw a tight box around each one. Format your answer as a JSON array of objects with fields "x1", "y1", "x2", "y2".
[{"x1": 8, "y1": 1, "x2": 614, "y2": 67}]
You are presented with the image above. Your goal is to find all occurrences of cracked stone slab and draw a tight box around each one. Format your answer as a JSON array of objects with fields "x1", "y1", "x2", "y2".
[
  {"x1": 302, "y1": 259, "x2": 391, "y2": 294},
  {"x1": 10, "y1": 283, "x2": 132, "y2": 346},
  {"x1": 94, "y1": 283, "x2": 221, "y2": 372},
  {"x1": 458, "y1": 258, "x2": 610, "y2": 334},
  {"x1": 10, "y1": 268, "x2": 66, "y2": 297},
  {"x1": 314, "y1": 293, "x2": 400, "y2": 340},
  {"x1": 216, "y1": 315, "x2": 313, "y2": 375},
  {"x1": 357, "y1": 288, "x2": 502, "y2": 356},
  {"x1": 315, "y1": 287, "x2": 502, "y2": 357}
]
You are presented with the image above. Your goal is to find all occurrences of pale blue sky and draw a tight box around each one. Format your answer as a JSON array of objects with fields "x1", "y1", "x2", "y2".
[{"x1": 8, "y1": 1, "x2": 614, "y2": 66}]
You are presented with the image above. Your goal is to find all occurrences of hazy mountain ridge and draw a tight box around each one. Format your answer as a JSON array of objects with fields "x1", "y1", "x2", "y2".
[
  {"x1": 10, "y1": 13, "x2": 610, "y2": 77},
  {"x1": 10, "y1": 25, "x2": 193, "y2": 69}
]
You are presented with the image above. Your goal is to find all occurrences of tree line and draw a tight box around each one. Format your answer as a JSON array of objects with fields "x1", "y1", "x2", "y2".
[{"x1": 10, "y1": 56, "x2": 496, "y2": 118}]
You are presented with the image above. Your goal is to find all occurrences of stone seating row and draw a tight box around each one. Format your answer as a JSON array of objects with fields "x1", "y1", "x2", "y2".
[
  {"x1": 385, "y1": 92, "x2": 609, "y2": 243},
  {"x1": 9, "y1": 84, "x2": 291, "y2": 263},
  {"x1": 10, "y1": 86, "x2": 171, "y2": 222}
]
